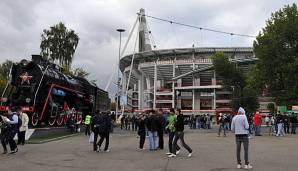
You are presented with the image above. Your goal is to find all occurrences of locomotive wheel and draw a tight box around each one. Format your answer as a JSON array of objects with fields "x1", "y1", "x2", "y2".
[
  {"x1": 48, "y1": 117, "x2": 56, "y2": 126},
  {"x1": 31, "y1": 113, "x2": 39, "y2": 127},
  {"x1": 56, "y1": 114, "x2": 64, "y2": 126}
]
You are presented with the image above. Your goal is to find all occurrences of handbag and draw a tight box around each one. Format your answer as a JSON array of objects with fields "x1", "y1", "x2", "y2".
[{"x1": 89, "y1": 132, "x2": 94, "y2": 143}]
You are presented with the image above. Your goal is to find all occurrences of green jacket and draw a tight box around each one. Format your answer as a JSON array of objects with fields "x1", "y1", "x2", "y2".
[
  {"x1": 85, "y1": 115, "x2": 92, "y2": 125},
  {"x1": 166, "y1": 113, "x2": 177, "y2": 132}
]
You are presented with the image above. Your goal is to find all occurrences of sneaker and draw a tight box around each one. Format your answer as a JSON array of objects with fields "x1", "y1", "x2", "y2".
[
  {"x1": 104, "y1": 149, "x2": 110, "y2": 152},
  {"x1": 187, "y1": 153, "x2": 192, "y2": 157},
  {"x1": 244, "y1": 164, "x2": 253, "y2": 170},
  {"x1": 168, "y1": 154, "x2": 176, "y2": 158},
  {"x1": 176, "y1": 150, "x2": 180, "y2": 155},
  {"x1": 166, "y1": 152, "x2": 172, "y2": 155},
  {"x1": 237, "y1": 164, "x2": 242, "y2": 169},
  {"x1": 9, "y1": 148, "x2": 18, "y2": 154},
  {"x1": 139, "y1": 148, "x2": 145, "y2": 150}
]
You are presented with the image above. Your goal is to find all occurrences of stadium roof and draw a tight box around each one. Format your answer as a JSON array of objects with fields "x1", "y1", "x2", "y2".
[{"x1": 120, "y1": 47, "x2": 253, "y2": 72}]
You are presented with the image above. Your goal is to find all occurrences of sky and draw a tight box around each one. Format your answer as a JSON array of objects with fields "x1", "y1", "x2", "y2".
[{"x1": 0, "y1": 0, "x2": 297, "y2": 98}]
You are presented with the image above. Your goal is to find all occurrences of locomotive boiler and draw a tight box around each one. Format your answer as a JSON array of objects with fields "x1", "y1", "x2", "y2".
[{"x1": 0, "y1": 55, "x2": 110, "y2": 127}]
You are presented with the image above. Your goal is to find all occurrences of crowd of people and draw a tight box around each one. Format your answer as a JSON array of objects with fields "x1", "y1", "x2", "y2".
[
  {"x1": 188, "y1": 114, "x2": 212, "y2": 129},
  {"x1": 2, "y1": 104, "x2": 298, "y2": 170},
  {"x1": 0, "y1": 106, "x2": 29, "y2": 154},
  {"x1": 85, "y1": 108, "x2": 193, "y2": 158}
]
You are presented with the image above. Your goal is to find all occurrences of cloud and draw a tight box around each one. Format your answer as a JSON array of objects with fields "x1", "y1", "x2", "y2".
[{"x1": 0, "y1": 0, "x2": 297, "y2": 98}]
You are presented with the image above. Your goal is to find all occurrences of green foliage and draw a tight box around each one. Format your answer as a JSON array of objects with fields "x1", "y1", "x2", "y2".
[
  {"x1": 267, "y1": 103, "x2": 276, "y2": 114},
  {"x1": 0, "y1": 60, "x2": 13, "y2": 95},
  {"x1": 0, "y1": 60, "x2": 13, "y2": 79},
  {"x1": 62, "y1": 65, "x2": 89, "y2": 78},
  {"x1": 73, "y1": 67, "x2": 89, "y2": 78},
  {"x1": 40, "y1": 22, "x2": 79, "y2": 67},
  {"x1": 212, "y1": 52, "x2": 259, "y2": 113},
  {"x1": 253, "y1": 3, "x2": 298, "y2": 105},
  {"x1": 211, "y1": 52, "x2": 245, "y2": 90},
  {"x1": 110, "y1": 102, "x2": 116, "y2": 111}
]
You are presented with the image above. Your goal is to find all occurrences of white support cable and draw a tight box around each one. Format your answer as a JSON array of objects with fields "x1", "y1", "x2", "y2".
[
  {"x1": 120, "y1": 15, "x2": 140, "y2": 116},
  {"x1": 144, "y1": 14, "x2": 256, "y2": 38},
  {"x1": 120, "y1": 17, "x2": 139, "y2": 58},
  {"x1": 104, "y1": 17, "x2": 139, "y2": 91},
  {"x1": 105, "y1": 65, "x2": 118, "y2": 91},
  {"x1": 146, "y1": 18, "x2": 157, "y2": 49}
]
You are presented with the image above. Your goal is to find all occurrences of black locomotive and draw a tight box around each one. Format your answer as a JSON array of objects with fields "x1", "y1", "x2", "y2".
[{"x1": 0, "y1": 55, "x2": 110, "y2": 127}]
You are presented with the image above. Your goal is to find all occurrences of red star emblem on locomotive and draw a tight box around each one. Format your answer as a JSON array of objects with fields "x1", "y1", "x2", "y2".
[{"x1": 20, "y1": 72, "x2": 33, "y2": 85}]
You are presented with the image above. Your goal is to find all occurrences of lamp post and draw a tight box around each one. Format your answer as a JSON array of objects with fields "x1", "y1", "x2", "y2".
[{"x1": 116, "y1": 28, "x2": 125, "y2": 121}]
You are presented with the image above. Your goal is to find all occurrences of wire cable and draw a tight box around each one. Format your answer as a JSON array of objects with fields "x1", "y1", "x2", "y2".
[{"x1": 141, "y1": 14, "x2": 256, "y2": 38}]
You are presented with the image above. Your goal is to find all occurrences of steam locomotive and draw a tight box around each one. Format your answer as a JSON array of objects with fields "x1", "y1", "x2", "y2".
[{"x1": 0, "y1": 55, "x2": 110, "y2": 127}]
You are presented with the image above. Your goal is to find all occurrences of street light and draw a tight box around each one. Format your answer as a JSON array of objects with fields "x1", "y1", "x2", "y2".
[{"x1": 116, "y1": 28, "x2": 125, "y2": 121}]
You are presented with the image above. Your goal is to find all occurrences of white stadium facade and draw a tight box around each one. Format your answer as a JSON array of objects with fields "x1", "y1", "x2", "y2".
[{"x1": 119, "y1": 9, "x2": 268, "y2": 115}]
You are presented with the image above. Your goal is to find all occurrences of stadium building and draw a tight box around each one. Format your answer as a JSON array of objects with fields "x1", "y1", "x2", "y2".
[{"x1": 119, "y1": 9, "x2": 259, "y2": 115}]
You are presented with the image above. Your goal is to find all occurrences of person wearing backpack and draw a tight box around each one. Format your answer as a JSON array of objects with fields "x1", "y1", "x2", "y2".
[
  {"x1": 0, "y1": 106, "x2": 20, "y2": 154},
  {"x1": 17, "y1": 109, "x2": 29, "y2": 145},
  {"x1": 97, "y1": 112, "x2": 112, "y2": 152}
]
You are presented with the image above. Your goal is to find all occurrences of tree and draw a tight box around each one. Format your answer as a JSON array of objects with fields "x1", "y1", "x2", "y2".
[
  {"x1": 110, "y1": 102, "x2": 116, "y2": 111},
  {"x1": 267, "y1": 103, "x2": 276, "y2": 114},
  {"x1": 212, "y1": 52, "x2": 259, "y2": 113},
  {"x1": 40, "y1": 22, "x2": 79, "y2": 67},
  {"x1": 0, "y1": 60, "x2": 13, "y2": 79},
  {"x1": 0, "y1": 60, "x2": 13, "y2": 95},
  {"x1": 253, "y1": 3, "x2": 298, "y2": 105},
  {"x1": 211, "y1": 52, "x2": 245, "y2": 90},
  {"x1": 72, "y1": 67, "x2": 89, "y2": 78},
  {"x1": 62, "y1": 65, "x2": 89, "y2": 78}
]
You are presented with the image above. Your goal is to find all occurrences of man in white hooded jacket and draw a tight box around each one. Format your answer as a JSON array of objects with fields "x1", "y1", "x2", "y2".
[
  {"x1": 17, "y1": 110, "x2": 29, "y2": 145},
  {"x1": 231, "y1": 107, "x2": 253, "y2": 170}
]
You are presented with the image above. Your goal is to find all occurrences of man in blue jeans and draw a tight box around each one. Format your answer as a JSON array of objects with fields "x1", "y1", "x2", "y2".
[{"x1": 146, "y1": 111, "x2": 158, "y2": 151}]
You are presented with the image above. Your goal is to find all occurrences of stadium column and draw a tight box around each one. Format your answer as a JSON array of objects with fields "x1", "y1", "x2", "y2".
[
  {"x1": 138, "y1": 73, "x2": 144, "y2": 110},
  {"x1": 172, "y1": 59, "x2": 176, "y2": 108},
  {"x1": 153, "y1": 61, "x2": 157, "y2": 109},
  {"x1": 213, "y1": 70, "x2": 216, "y2": 112}
]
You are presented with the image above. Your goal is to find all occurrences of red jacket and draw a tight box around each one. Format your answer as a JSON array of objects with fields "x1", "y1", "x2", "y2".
[{"x1": 254, "y1": 113, "x2": 262, "y2": 126}]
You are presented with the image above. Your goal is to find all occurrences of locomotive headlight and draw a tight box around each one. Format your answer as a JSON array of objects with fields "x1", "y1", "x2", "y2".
[
  {"x1": 25, "y1": 98, "x2": 31, "y2": 103},
  {"x1": 20, "y1": 59, "x2": 28, "y2": 66}
]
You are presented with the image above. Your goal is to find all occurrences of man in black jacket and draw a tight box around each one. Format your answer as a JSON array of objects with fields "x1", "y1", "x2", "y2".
[
  {"x1": 290, "y1": 113, "x2": 297, "y2": 134},
  {"x1": 91, "y1": 111, "x2": 100, "y2": 151},
  {"x1": 137, "y1": 114, "x2": 146, "y2": 150},
  {"x1": 97, "y1": 112, "x2": 112, "y2": 152},
  {"x1": 157, "y1": 109, "x2": 165, "y2": 150},
  {"x1": 169, "y1": 109, "x2": 193, "y2": 158}
]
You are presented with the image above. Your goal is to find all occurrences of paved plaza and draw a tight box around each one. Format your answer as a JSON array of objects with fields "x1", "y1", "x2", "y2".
[{"x1": 1, "y1": 127, "x2": 298, "y2": 171}]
